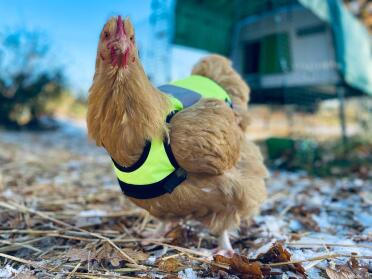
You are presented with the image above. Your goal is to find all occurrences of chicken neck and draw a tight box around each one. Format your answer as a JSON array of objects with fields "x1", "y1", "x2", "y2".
[{"x1": 88, "y1": 60, "x2": 170, "y2": 167}]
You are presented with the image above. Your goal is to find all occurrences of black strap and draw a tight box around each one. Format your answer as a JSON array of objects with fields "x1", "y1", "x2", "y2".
[
  {"x1": 117, "y1": 168, "x2": 187, "y2": 199},
  {"x1": 112, "y1": 110, "x2": 178, "y2": 172},
  {"x1": 166, "y1": 110, "x2": 177, "y2": 123},
  {"x1": 111, "y1": 141, "x2": 151, "y2": 172},
  {"x1": 164, "y1": 110, "x2": 180, "y2": 169},
  {"x1": 113, "y1": 110, "x2": 186, "y2": 199}
]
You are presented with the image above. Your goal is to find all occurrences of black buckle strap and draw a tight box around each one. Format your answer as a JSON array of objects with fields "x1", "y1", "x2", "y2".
[{"x1": 117, "y1": 168, "x2": 187, "y2": 199}]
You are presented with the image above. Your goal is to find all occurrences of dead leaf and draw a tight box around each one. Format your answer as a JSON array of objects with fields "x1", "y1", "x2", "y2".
[
  {"x1": 92, "y1": 243, "x2": 148, "y2": 267},
  {"x1": 290, "y1": 205, "x2": 320, "y2": 232},
  {"x1": 95, "y1": 243, "x2": 122, "y2": 267},
  {"x1": 110, "y1": 257, "x2": 121, "y2": 267},
  {"x1": 256, "y1": 242, "x2": 306, "y2": 277},
  {"x1": 213, "y1": 253, "x2": 271, "y2": 278},
  {"x1": 158, "y1": 258, "x2": 182, "y2": 273},
  {"x1": 122, "y1": 248, "x2": 149, "y2": 262},
  {"x1": 326, "y1": 267, "x2": 354, "y2": 279},
  {"x1": 349, "y1": 253, "x2": 359, "y2": 269},
  {"x1": 165, "y1": 225, "x2": 198, "y2": 246},
  {"x1": 326, "y1": 258, "x2": 369, "y2": 279},
  {"x1": 230, "y1": 255, "x2": 261, "y2": 275},
  {"x1": 66, "y1": 248, "x2": 96, "y2": 262},
  {"x1": 213, "y1": 254, "x2": 232, "y2": 267}
]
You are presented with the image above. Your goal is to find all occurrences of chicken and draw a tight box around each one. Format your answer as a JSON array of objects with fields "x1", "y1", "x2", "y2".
[{"x1": 87, "y1": 16, "x2": 268, "y2": 253}]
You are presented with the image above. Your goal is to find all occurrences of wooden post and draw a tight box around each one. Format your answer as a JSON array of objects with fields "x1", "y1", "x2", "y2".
[{"x1": 337, "y1": 86, "x2": 347, "y2": 149}]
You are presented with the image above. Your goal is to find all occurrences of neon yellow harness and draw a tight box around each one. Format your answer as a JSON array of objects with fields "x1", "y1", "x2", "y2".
[{"x1": 112, "y1": 75, "x2": 232, "y2": 199}]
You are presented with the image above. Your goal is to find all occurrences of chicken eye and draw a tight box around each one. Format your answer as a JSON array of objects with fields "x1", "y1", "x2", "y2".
[
  {"x1": 130, "y1": 35, "x2": 134, "y2": 42},
  {"x1": 103, "y1": 31, "x2": 110, "y2": 39}
]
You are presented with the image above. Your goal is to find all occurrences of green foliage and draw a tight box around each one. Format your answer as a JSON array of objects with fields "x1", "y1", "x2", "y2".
[
  {"x1": 265, "y1": 137, "x2": 319, "y2": 173},
  {"x1": 0, "y1": 29, "x2": 65, "y2": 129},
  {"x1": 264, "y1": 136, "x2": 372, "y2": 178},
  {"x1": 312, "y1": 136, "x2": 372, "y2": 177},
  {"x1": 44, "y1": 90, "x2": 87, "y2": 119}
]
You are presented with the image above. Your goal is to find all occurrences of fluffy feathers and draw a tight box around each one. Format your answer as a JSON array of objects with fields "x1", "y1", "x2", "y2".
[{"x1": 87, "y1": 16, "x2": 268, "y2": 248}]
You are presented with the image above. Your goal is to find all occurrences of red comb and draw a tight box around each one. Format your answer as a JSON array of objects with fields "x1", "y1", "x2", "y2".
[{"x1": 117, "y1": 15, "x2": 126, "y2": 37}]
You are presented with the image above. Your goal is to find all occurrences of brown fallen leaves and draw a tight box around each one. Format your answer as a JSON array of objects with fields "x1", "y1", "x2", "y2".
[
  {"x1": 157, "y1": 258, "x2": 184, "y2": 273},
  {"x1": 213, "y1": 254, "x2": 271, "y2": 278},
  {"x1": 65, "y1": 243, "x2": 148, "y2": 267},
  {"x1": 326, "y1": 254, "x2": 369, "y2": 279},
  {"x1": 165, "y1": 225, "x2": 198, "y2": 246},
  {"x1": 289, "y1": 205, "x2": 320, "y2": 232},
  {"x1": 212, "y1": 242, "x2": 307, "y2": 278},
  {"x1": 256, "y1": 241, "x2": 306, "y2": 276},
  {"x1": 65, "y1": 248, "x2": 94, "y2": 262}
]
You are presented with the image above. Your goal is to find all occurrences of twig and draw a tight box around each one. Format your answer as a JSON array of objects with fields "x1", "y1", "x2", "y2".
[
  {"x1": 287, "y1": 242, "x2": 372, "y2": 249},
  {"x1": 44, "y1": 233, "x2": 93, "y2": 242},
  {"x1": 151, "y1": 241, "x2": 210, "y2": 257},
  {"x1": 0, "y1": 252, "x2": 42, "y2": 268},
  {"x1": 139, "y1": 212, "x2": 150, "y2": 232},
  {"x1": 0, "y1": 238, "x2": 43, "y2": 253},
  {"x1": 66, "y1": 262, "x2": 81, "y2": 279},
  {"x1": 45, "y1": 259, "x2": 68, "y2": 272},
  {"x1": 0, "y1": 201, "x2": 140, "y2": 266},
  {"x1": 162, "y1": 253, "x2": 183, "y2": 261},
  {"x1": 114, "y1": 267, "x2": 149, "y2": 273},
  {"x1": 187, "y1": 254, "x2": 229, "y2": 269},
  {"x1": 0, "y1": 229, "x2": 109, "y2": 241},
  {"x1": 268, "y1": 253, "x2": 372, "y2": 267},
  {"x1": 303, "y1": 259, "x2": 324, "y2": 271},
  {"x1": 74, "y1": 273, "x2": 142, "y2": 279},
  {"x1": 59, "y1": 210, "x2": 145, "y2": 218},
  {"x1": 114, "y1": 237, "x2": 171, "y2": 243}
]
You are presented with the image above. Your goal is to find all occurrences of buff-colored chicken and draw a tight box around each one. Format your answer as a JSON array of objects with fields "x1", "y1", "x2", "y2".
[{"x1": 87, "y1": 16, "x2": 268, "y2": 253}]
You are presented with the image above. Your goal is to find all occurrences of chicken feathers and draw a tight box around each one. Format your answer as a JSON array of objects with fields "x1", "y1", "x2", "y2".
[{"x1": 87, "y1": 16, "x2": 268, "y2": 251}]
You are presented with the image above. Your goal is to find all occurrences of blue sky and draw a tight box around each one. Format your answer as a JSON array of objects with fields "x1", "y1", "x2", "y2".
[{"x1": 0, "y1": 0, "x2": 207, "y2": 95}]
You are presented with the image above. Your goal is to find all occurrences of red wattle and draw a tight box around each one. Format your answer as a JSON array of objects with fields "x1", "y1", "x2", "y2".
[
  {"x1": 110, "y1": 48, "x2": 117, "y2": 65},
  {"x1": 122, "y1": 49, "x2": 129, "y2": 67}
]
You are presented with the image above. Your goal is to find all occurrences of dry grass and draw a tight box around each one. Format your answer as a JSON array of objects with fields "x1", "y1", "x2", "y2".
[{"x1": 0, "y1": 127, "x2": 370, "y2": 278}]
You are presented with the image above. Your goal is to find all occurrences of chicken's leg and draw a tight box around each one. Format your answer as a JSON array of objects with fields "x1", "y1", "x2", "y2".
[{"x1": 216, "y1": 230, "x2": 234, "y2": 256}]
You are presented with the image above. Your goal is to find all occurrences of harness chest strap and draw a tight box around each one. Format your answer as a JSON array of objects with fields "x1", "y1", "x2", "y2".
[{"x1": 112, "y1": 111, "x2": 186, "y2": 199}]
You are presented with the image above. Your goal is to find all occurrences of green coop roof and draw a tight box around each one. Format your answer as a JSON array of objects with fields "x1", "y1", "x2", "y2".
[
  {"x1": 173, "y1": 0, "x2": 297, "y2": 55},
  {"x1": 173, "y1": 0, "x2": 372, "y2": 96}
]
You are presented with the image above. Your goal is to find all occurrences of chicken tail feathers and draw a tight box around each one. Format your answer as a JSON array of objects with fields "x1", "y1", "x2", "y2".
[{"x1": 191, "y1": 54, "x2": 251, "y2": 131}]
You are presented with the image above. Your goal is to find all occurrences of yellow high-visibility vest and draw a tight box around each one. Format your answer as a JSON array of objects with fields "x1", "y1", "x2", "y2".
[{"x1": 112, "y1": 75, "x2": 232, "y2": 199}]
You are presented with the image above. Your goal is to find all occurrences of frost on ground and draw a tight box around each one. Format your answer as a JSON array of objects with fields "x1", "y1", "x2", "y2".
[{"x1": 0, "y1": 127, "x2": 370, "y2": 278}]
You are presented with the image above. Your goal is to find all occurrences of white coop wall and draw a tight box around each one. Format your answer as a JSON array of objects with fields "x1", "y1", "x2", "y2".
[{"x1": 234, "y1": 6, "x2": 341, "y2": 89}]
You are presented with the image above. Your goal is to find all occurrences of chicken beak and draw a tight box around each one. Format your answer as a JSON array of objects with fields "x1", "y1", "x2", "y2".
[{"x1": 107, "y1": 16, "x2": 130, "y2": 68}]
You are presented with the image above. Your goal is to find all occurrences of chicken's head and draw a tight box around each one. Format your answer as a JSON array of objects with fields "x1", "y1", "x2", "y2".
[{"x1": 97, "y1": 16, "x2": 137, "y2": 70}]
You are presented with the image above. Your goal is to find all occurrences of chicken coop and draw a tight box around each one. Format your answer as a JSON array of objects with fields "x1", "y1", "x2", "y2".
[
  {"x1": 171, "y1": 0, "x2": 372, "y2": 172},
  {"x1": 172, "y1": 1, "x2": 372, "y2": 120},
  {"x1": 172, "y1": 0, "x2": 372, "y2": 105}
]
